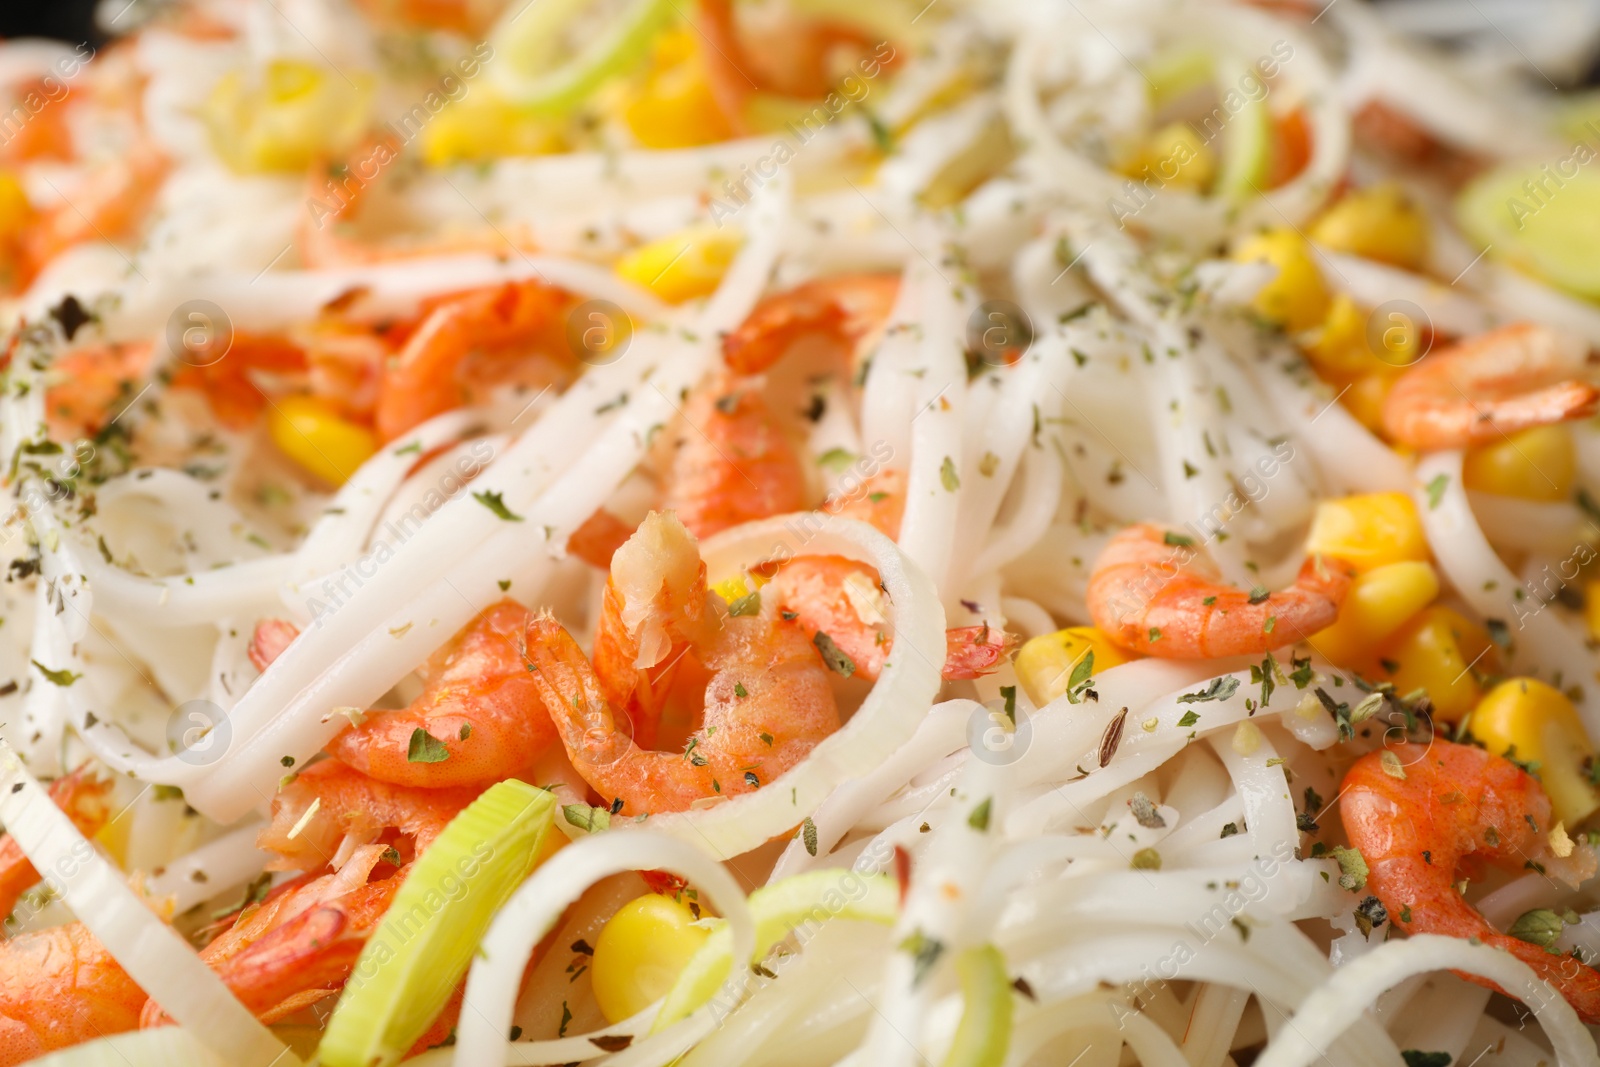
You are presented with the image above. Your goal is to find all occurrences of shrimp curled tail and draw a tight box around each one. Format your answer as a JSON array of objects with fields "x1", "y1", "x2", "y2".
[
  {"x1": 1382, "y1": 323, "x2": 1599, "y2": 450},
  {"x1": 1342, "y1": 741, "x2": 1600, "y2": 1022},
  {"x1": 1086, "y1": 523, "x2": 1352, "y2": 659}
]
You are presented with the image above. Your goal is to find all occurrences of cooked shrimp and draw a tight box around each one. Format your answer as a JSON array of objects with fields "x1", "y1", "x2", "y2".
[
  {"x1": 0, "y1": 765, "x2": 112, "y2": 921},
  {"x1": 327, "y1": 600, "x2": 558, "y2": 788},
  {"x1": 824, "y1": 467, "x2": 908, "y2": 539},
  {"x1": 525, "y1": 512, "x2": 840, "y2": 814},
  {"x1": 0, "y1": 923, "x2": 146, "y2": 1064},
  {"x1": 247, "y1": 618, "x2": 299, "y2": 674},
  {"x1": 722, "y1": 274, "x2": 900, "y2": 376},
  {"x1": 44, "y1": 342, "x2": 153, "y2": 440},
  {"x1": 1381, "y1": 323, "x2": 1600, "y2": 450},
  {"x1": 566, "y1": 508, "x2": 638, "y2": 570},
  {"x1": 171, "y1": 333, "x2": 309, "y2": 431},
  {"x1": 661, "y1": 373, "x2": 808, "y2": 540},
  {"x1": 18, "y1": 142, "x2": 167, "y2": 284},
  {"x1": 763, "y1": 555, "x2": 1013, "y2": 681},
  {"x1": 1342, "y1": 740, "x2": 1600, "y2": 1021},
  {"x1": 591, "y1": 511, "x2": 719, "y2": 749},
  {"x1": 1086, "y1": 522, "x2": 1353, "y2": 659},
  {"x1": 258, "y1": 760, "x2": 478, "y2": 871},
  {"x1": 375, "y1": 279, "x2": 572, "y2": 441}
]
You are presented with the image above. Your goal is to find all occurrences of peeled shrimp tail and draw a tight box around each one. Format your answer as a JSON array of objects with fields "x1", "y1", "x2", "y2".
[
  {"x1": 0, "y1": 765, "x2": 112, "y2": 921},
  {"x1": 327, "y1": 600, "x2": 558, "y2": 789},
  {"x1": 722, "y1": 273, "x2": 900, "y2": 376}
]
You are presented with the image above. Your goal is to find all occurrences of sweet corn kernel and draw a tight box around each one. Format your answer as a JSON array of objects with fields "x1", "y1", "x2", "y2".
[
  {"x1": 1305, "y1": 492, "x2": 1429, "y2": 574},
  {"x1": 616, "y1": 226, "x2": 743, "y2": 303},
  {"x1": 1117, "y1": 122, "x2": 1217, "y2": 192},
  {"x1": 709, "y1": 570, "x2": 769, "y2": 605},
  {"x1": 1377, "y1": 605, "x2": 1493, "y2": 723},
  {"x1": 421, "y1": 94, "x2": 564, "y2": 166},
  {"x1": 1015, "y1": 626, "x2": 1134, "y2": 707},
  {"x1": 1586, "y1": 579, "x2": 1600, "y2": 642},
  {"x1": 1462, "y1": 426, "x2": 1576, "y2": 503},
  {"x1": 1309, "y1": 560, "x2": 1439, "y2": 666},
  {"x1": 1341, "y1": 369, "x2": 1403, "y2": 435},
  {"x1": 1231, "y1": 228, "x2": 1331, "y2": 333},
  {"x1": 592, "y1": 893, "x2": 710, "y2": 1023},
  {"x1": 0, "y1": 170, "x2": 32, "y2": 233},
  {"x1": 622, "y1": 27, "x2": 734, "y2": 149},
  {"x1": 269, "y1": 396, "x2": 378, "y2": 487},
  {"x1": 1309, "y1": 183, "x2": 1429, "y2": 271},
  {"x1": 1305, "y1": 294, "x2": 1373, "y2": 378},
  {"x1": 203, "y1": 59, "x2": 374, "y2": 173},
  {"x1": 1470, "y1": 678, "x2": 1600, "y2": 826}
]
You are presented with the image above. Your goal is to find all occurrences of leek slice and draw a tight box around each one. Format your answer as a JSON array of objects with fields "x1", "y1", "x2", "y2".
[
  {"x1": 942, "y1": 945, "x2": 1013, "y2": 1067},
  {"x1": 654, "y1": 869, "x2": 898, "y2": 1028},
  {"x1": 1213, "y1": 62, "x2": 1271, "y2": 202},
  {"x1": 1458, "y1": 161, "x2": 1600, "y2": 299},
  {"x1": 318, "y1": 779, "x2": 557, "y2": 1067},
  {"x1": 32, "y1": 1029, "x2": 224, "y2": 1067},
  {"x1": 487, "y1": 0, "x2": 674, "y2": 114}
]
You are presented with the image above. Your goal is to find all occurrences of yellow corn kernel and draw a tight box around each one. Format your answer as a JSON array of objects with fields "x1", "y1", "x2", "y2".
[
  {"x1": 1462, "y1": 426, "x2": 1576, "y2": 503},
  {"x1": 1309, "y1": 183, "x2": 1429, "y2": 271},
  {"x1": 1231, "y1": 228, "x2": 1331, "y2": 333},
  {"x1": 1309, "y1": 560, "x2": 1439, "y2": 667},
  {"x1": 1015, "y1": 626, "x2": 1135, "y2": 707},
  {"x1": 0, "y1": 170, "x2": 32, "y2": 233},
  {"x1": 1377, "y1": 605, "x2": 1493, "y2": 723},
  {"x1": 709, "y1": 570, "x2": 769, "y2": 605},
  {"x1": 592, "y1": 893, "x2": 710, "y2": 1023},
  {"x1": 203, "y1": 59, "x2": 374, "y2": 174},
  {"x1": 268, "y1": 396, "x2": 378, "y2": 487},
  {"x1": 1587, "y1": 579, "x2": 1600, "y2": 641},
  {"x1": 421, "y1": 93, "x2": 564, "y2": 166},
  {"x1": 616, "y1": 226, "x2": 743, "y2": 304},
  {"x1": 1340, "y1": 368, "x2": 1403, "y2": 435},
  {"x1": 1304, "y1": 294, "x2": 1373, "y2": 378},
  {"x1": 1305, "y1": 492, "x2": 1429, "y2": 574},
  {"x1": 1470, "y1": 678, "x2": 1600, "y2": 826},
  {"x1": 621, "y1": 28, "x2": 734, "y2": 150},
  {"x1": 1116, "y1": 122, "x2": 1217, "y2": 192}
]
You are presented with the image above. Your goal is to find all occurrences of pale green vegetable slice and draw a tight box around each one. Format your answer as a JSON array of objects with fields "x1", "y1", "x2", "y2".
[
  {"x1": 1213, "y1": 62, "x2": 1272, "y2": 202},
  {"x1": 318, "y1": 779, "x2": 557, "y2": 1067},
  {"x1": 1458, "y1": 160, "x2": 1600, "y2": 299},
  {"x1": 1142, "y1": 47, "x2": 1214, "y2": 109},
  {"x1": 487, "y1": 0, "x2": 674, "y2": 114},
  {"x1": 942, "y1": 945, "x2": 1014, "y2": 1067},
  {"x1": 654, "y1": 869, "x2": 898, "y2": 1028}
]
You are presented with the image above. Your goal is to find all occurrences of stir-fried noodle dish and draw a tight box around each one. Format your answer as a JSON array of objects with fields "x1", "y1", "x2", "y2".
[{"x1": 14, "y1": 0, "x2": 1600, "y2": 1063}]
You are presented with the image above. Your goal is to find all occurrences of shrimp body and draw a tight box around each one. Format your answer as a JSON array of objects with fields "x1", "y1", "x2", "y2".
[
  {"x1": 258, "y1": 760, "x2": 478, "y2": 871},
  {"x1": 1381, "y1": 323, "x2": 1600, "y2": 450},
  {"x1": 0, "y1": 766, "x2": 111, "y2": 921},
  {"x1": 722, "y1": 274, "x2": 900, "y2": 376},
  {"x1": 764, "y1": 555, "x2": 1011, "y2": 681},
  {"x1": 0, "y1": 923, "x2": 146, "y2": 1065},
  {"x1": 1086, "y1": 523, "x2": 1352, "y2": 659},
  {"x1": 661, "y1": 375, "x2": 808, "y2": 540},
  {"x1": 824, "y1": 467, "x2": 907, "y2": 539},
  {"x1": 376, "y1": 280, "x2": 571, "y2": 441},
  {"x1": 1341, "y1": 741, "x2": 1600, "y2": 1021},
  {"x1": 326, "y1": 601, "x2": 559, "y2": 789},
  {"x1": 526, "y1": 511, "x2": 840, "y2": 813}
]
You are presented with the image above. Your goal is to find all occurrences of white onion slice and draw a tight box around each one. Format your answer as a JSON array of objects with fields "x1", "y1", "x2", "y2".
[
  {"x1": 30, "y1": 1028, "x2": 224, "y2": 1067},
  {"x1": 454, "y1": 830, "x2": 754, "y2": 1067},
  {"x1": 0, "y1": 741, "x2": 296, "y2": 1067}
]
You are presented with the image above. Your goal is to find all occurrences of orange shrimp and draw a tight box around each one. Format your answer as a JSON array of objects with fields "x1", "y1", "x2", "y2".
[
  {"x1": 18, "y1": 142, "x2": 167, "y2": 284},
  {"x1": 1342, "y1": 740, "x2": 1600, "y2": 1021},
  {"x1": 258, "y1": 760, "x2": 479, "y2": 872},
  {"x1": 722, "y1": 274, "x2": 900, "y2": 377},
  {"x1": 525, "y1": 512, "x2": 840, "y2": 814},
  {"x1": 374, "y1": 279, "x2": 573, "y2": 441},
  {"x1": 566, "y1": 508, "x2": 639, "y2": 570},
  {"x1": 0, "y1": 766, "x2": 112, "y2": 922},
  {"x1": 0, "y1": 79, "x2": 77, "y2": 167},
  {"x1": 169, "y1": 333, "x2": 309, "y2": 431},
  {"x1": 44, "y1": 342, "x2": 154, "y2": 439},
  {"x1": 763, "y1": 555, "x2": 1013, "y2": 682},
  {"x1": 324, "y1": 601, "x2": 559, "y2": 789},
  {"x1": 824, "y1": 467, "x2": 907, "y2": 539},
  {"x1": 0, "y1": 923, "x2": 146, "y2": 1064},
  {"x1": 1381, "y1": 323, "x2": 1600, "y2": 450},
  {"x1": 1087, "y1": 522, "x2": 1353, "y2": 659},
  {"x1": 660, "y1": 373, "x2": 808, "y2": 540},
  {"x1": 247, "y1": 618, "x2": 300, "y2": 674}
]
